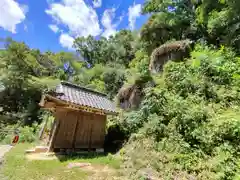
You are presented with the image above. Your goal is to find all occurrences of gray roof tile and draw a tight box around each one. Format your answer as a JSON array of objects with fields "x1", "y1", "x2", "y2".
[{"x1": 53, "y1": 82, "x2": 117, "y2": 113}]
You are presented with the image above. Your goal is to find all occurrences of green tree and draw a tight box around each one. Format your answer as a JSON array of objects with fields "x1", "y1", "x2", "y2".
[
  {"x1": 141, "y1": 0, "x2": 198, "y2": 54},
  {"x1": 141, "y1": 0, "x2": 240, "y2": 54},
  {"x1": 73, "y1": 30, "x2": 137, "y2": 67},
  {"x1": 0, "y1": 40, "x2": 42, "y2": 125}
]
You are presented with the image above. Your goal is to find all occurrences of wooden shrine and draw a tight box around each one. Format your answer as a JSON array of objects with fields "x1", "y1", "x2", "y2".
[{"x1": 39, "y1": 81, "x2": 118, "y2": 152}]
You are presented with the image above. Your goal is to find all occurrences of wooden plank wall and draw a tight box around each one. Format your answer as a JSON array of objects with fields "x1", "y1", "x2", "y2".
[
  {"x1": 53, "y1": 110, "x2": 107, "y2": 149},
  {"x1": 90, "y1": 114, "x2": 106, "y2": 148},
  {"x1": 54, "y1": 110, "x2": 78, "y2": 148},
  {"x1": 74, "y1": 112, "x2": 91, "y2": 148}
]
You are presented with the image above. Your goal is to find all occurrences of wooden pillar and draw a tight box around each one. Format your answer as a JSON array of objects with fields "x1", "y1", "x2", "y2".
[
  {"x1": 47, "y1": 110, "x2": 62, "y2": 152},
  {"x1": 47, "y1": 119, "x2": 59, "y2": 152},
  {"x1": 71, "y1": 113, "x2": 79, "y2": 150},
  {"x1": 47, "y1": 120, "x2": 55, "y2": 146},
  {"x1": 38, "y1": 115, "x2": 49, "y2": 140}
]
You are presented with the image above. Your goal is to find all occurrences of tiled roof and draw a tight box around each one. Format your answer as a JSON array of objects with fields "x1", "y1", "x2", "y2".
[{"x1": 52, "y1": 81, "x2": 117, "y2": 114}]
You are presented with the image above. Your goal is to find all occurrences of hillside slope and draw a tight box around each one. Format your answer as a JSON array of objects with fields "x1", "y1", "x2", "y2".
[{"x1": 114, "y1": 45, "x2": 240, "y2": 179}]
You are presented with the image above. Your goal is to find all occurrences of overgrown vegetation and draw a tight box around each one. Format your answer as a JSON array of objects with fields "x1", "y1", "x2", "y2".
[
  {"x1": 2, "y1": 0, "x2": 240, "y2": 179},
  {"x1": 118, "y1": 45, "x2": 240, "y2": 179}
]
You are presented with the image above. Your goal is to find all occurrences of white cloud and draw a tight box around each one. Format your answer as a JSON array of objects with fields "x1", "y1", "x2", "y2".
[
  {"x1": 0, "y1": 0, "x2": 27, "y2": 33},
  {"x1": 93, "y1": 0, "x2": 102, "y2": 8},
  {"x1": 128, "y1": 3, "x2": 141, "y2": 30},
  {"x1": 59, "y1": 33, "x2": 74, "y2": 50},
  {"x1": 20, "y1": 4, "x2": 29, "y2": 14},
  {"x1": 46, "y1": 0, "x2": 102, "y2": 38},
  {"x1": 101, "y1": 8, "x2": 117, "y2": 38},
  {"x1": 49, "y1": 24, "x2": 59, "y2": 33},
  {"x1": 24, "y1": 24, "x2": 28, "y2": 32},
  {"x1": 119, "y1": 14, "x2": 124, "y2": 22}
]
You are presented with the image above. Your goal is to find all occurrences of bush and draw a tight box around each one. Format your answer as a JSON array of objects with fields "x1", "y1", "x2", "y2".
[
  {"x1": 0, "y1": 123, "x2": 40, "y2": 144},
  {"x1": 104, "y1": 118, "x2": 129, "y2": 153},
  {"x1": 18, "y1": 124, "x2": 39, "y2": 143},
  {"x1": 193, "y1": 110, "x2": 240, "y2": 153},
  {"x1": 163, "y1": 45, "x2": 240, "y2": 105},
  {"x1": 117, "y1": 45, "x2": 240, "y2": 179}
]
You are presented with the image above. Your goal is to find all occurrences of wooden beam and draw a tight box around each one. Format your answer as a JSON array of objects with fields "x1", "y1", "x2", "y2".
[
  {"x1": 56, "y1": 105, "x2": 106, "y2": 115},
  {"x1": 47, "y1": 119, "x2": 59, "y2": 152},
  {"x1": 47, "y1": 120, "x2": 55, "y2": 146},
  {"x1": 39, "y1": 95, "x2": 46, "y2": 107},
  {"x1": 38, "y1": 116, "x2": 49, "y2": 140},
  {"x1": 44, "y1": 102, "x2": 56, "y2": 109}
]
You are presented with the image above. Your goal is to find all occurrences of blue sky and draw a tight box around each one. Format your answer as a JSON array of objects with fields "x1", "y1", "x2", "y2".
[{"x1": 0, "y1": 0, "x2": 148, "y2": 52}]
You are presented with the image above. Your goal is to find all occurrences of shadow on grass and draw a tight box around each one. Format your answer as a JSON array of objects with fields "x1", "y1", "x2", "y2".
[{"x1": 56, "y1": 152, "x2": 107, "y2": 162}]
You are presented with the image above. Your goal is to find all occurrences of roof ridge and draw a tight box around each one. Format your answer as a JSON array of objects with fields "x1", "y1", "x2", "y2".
[{"x1": 60, "y1": 81, "x2": 107, "y2": 97}]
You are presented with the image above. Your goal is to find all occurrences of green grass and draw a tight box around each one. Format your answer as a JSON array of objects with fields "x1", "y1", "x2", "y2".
[{"x1": 1, "y1": 143, "x2": 121, "y2": 180}]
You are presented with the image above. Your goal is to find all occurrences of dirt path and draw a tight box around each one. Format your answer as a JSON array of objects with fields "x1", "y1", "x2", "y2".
[
  {"x1": 0, "y1": 145, "x2": 12, "y2": 179},
  {"x1": 67, "y1": 163, "x2": 125, "y2": 180},
  {"x1": 0, "y1": 145, "x2": 12, "y2": 160}
]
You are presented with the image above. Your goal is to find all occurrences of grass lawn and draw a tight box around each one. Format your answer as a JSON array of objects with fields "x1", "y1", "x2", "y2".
[{"x1": 1, "y1": 143, "x2": 122, "y2": 180}]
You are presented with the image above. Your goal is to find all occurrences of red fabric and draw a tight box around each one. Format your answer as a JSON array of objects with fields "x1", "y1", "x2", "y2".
[{"x1": 12, "y1": 135, "x2": 19, "y2": 144}]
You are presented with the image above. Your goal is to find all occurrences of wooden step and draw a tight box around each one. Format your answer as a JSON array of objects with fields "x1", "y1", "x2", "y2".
[
  {"x1": 34, "y1": 146, "x2": 48, "y2": 153},
  {"x1": 25, "y1": 149, "x2": 36, "y2": 154},
  {"x1": 25, "y1": 146, "x2": 49, "y2": 154}
]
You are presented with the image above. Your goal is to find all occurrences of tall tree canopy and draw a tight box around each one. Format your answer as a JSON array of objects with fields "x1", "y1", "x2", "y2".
[
  {"x1": 141, "y1": 0, "x2": 240, "y2": 54},
  {"x1": 74, "y1": 30, "x2": 137, "y2": 67}
]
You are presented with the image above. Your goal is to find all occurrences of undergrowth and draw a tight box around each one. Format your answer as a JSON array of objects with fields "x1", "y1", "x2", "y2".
[{"x1": 115, "y1": 45, "x2": 240, "y2": 179}]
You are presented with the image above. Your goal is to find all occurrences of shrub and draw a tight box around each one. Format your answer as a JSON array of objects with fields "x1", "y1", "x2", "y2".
[
  {"x1": 118, "y1": 44, "x2": 240, "y2": 179},
  {"x1": 193, "y1": 110, "x2": 240, "y2": 153},
  {"x1": 163, "y1": 45, "x2": 240, "y2": 105},
  {"x1": 0, "y1": 123, "x2": 40, "y2": 144},
  {"x1": 104, "y1": 119, "x2": 128, "y2": 153},
  {"x1": 18, "y1": 124, "x2": 39, "y2": 143}
]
